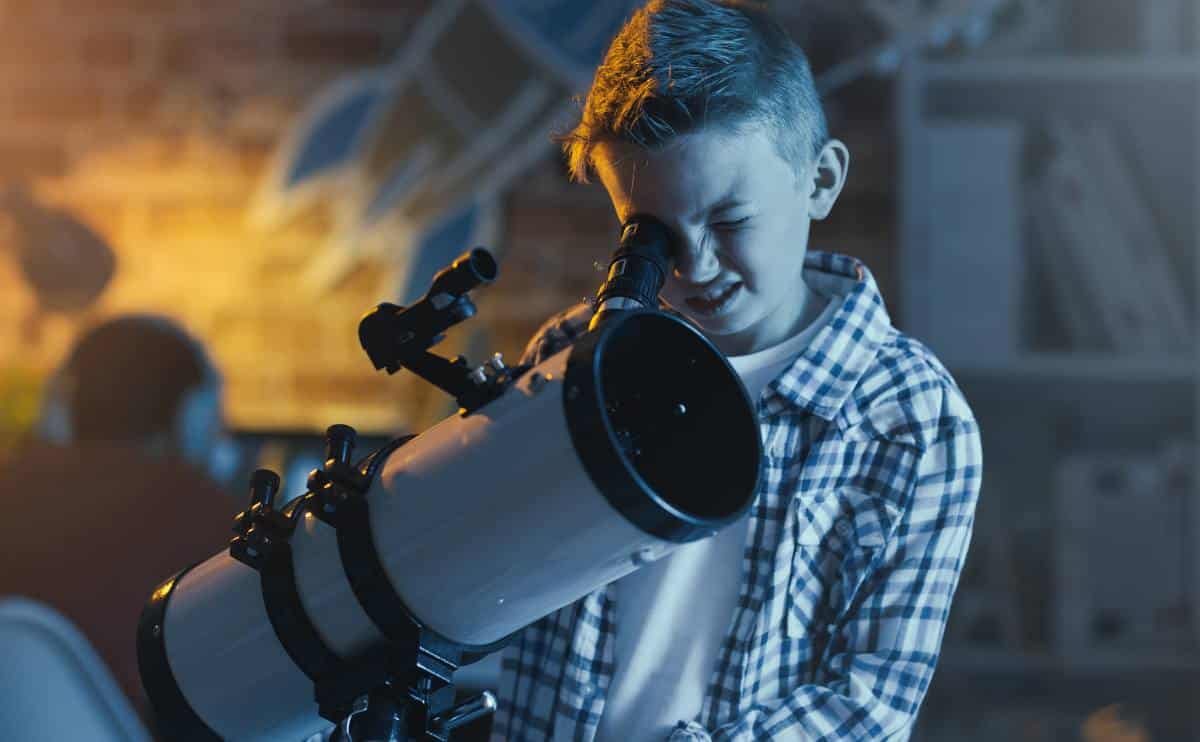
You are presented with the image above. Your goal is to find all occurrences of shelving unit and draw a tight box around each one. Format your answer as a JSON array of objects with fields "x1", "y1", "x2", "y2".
[
  {"x1": 917, "y1": 57, "x2": 1200, "y2": 83},
  {"x1": 899, "y1": 52, "x2": 1200, "y2": 681},
  {"x1": 950, "y1": 354, "x2": 1195, "y2": 384},
  {"x1": 939, "y1": 646, "x2": 1200, "y2": 675}
]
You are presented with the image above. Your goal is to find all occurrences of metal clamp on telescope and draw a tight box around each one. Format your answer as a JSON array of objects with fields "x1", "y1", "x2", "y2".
[
  {"x1": 227, "y1": 465, "x2": 348, "y2": 709},
  {"x1": 302, "y1": 423, "x2": 375, "y2": 528},
  {"x1": 358, "y1": 247, "x2": 524, "y2": 415},
  {"x1": 225, "y1": 425, "x2": 500, "y2": 741},
  {"x1": 229, "y1": 469, "x2": 296, "y2": 571}
]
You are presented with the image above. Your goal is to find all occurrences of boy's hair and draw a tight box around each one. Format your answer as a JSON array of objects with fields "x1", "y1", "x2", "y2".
[{"x1": 561, "y1": 0, "x2": 828, "y2": 184}]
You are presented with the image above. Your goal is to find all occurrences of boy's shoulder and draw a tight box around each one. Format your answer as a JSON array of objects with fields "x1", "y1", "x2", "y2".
[{"x1": 832, "y1": 324, "x2": 977, "y2": 453}]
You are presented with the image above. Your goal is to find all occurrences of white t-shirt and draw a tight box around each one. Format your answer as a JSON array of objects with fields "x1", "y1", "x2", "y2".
[
  {"x1": 725, "y1": 293, "x2": 839, "y2": 404},
  {"x1": 594, "y1": 290, "x2": 839, "y2": 742}
]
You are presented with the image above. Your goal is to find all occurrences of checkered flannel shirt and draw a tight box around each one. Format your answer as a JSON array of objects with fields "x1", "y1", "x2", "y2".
[{"x1": 492, "y1": 251, "x2": 982, "y2": 741}]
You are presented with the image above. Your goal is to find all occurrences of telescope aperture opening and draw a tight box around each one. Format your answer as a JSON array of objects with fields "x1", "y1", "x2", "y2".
[{"x1": 564, "y1": 310, "x2": 762, "y2": 543}]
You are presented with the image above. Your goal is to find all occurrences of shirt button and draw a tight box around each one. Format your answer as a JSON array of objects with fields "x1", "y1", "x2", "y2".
[
  {"x1": 580, "y1": 683, "x2": 595, "y2": 696},
  {"x1": 836, "y1": 520, "x2": 852, "y2": 538}
]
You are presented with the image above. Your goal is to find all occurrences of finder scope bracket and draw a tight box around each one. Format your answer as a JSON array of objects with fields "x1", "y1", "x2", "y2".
[{"x1": 357, "y1": 247, "x2": 524, "y2": 414}]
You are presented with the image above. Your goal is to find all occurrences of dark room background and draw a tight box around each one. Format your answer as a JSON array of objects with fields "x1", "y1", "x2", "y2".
[{"x1": 0, "y1": 1, "x2": 1197, "y2": 740}]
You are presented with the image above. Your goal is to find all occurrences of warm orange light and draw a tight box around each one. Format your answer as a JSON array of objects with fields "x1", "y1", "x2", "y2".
[{"x1": 151, "y1": 578, "x2": 175, "y2": 603}]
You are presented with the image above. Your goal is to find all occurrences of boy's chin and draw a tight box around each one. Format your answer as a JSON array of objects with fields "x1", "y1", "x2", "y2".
[
  {"x1": 664, "y1": 299, "x2": 745, "y2": 330},
  {"x1": 678, "y1": 311, "x2": 757, "y2": 345}
]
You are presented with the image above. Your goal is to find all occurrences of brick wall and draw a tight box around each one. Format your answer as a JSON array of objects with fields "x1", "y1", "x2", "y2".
[{"x1": 0, "y1": 0, "x2": 896, "y2": 436}]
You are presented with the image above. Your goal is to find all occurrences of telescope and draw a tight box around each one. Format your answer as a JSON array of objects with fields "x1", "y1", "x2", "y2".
[{"x1": 137, "y1": 219, "x2": 762, "y2": 741}]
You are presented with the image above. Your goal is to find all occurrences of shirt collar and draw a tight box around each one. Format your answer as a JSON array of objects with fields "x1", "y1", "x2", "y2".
[{"x1": 761, "y1": 251, "x2": 893, "y2": 420}]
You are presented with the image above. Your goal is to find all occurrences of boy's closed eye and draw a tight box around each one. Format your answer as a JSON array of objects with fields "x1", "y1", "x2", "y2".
[{"x1": 713, "y1": 216, "x2": 751, "y2": 230}]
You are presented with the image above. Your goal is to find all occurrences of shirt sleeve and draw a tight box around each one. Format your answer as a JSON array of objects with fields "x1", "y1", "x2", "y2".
[
  {"x1": 668, "y1": 418, "x2": 982, "y2": 741},
  {"x1": 517, "y1": 300, "x2": 685, "y2": 367},
  {"x1": 517, "y1": 302, "x2": 593, "y2": 366}
]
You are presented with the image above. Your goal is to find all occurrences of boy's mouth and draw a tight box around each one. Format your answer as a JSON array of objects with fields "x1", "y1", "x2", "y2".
[{"x1": 686, "y1": 281, "x2": 743, "y2": 316}]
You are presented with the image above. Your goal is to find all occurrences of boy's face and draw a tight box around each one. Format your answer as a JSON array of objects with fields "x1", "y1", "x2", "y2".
[{"x1": 593, "y1": 124, "x2": 842, "y2": 356}]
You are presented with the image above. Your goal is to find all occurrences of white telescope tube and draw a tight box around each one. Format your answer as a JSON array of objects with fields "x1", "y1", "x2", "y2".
[{"x1": 138, "y1": 310, "x2": 761, "y2": 741}]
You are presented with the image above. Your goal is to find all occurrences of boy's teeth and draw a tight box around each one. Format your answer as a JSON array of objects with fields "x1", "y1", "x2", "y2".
[
  {"x1": 700, "y1": 283, "x2": 729, "y2": 300},
  {"x1": 687, "y1": 283, "x2": 741, "y2": 313},
  {"x1": 702, "y1": 285, "x2": 733, "y2": 302}
]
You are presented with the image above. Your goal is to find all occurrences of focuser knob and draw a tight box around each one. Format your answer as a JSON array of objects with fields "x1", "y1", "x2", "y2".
[
  {"x1": 325, "y1": 424, "x2": 357, "y2": 468},
  {"x1": 248, "y1": 468, "x2": 281, "y2": 510},
  {"x1": 230, "y1": 468, "x2": 294, "y2": 570},
  {"x1": 308, "y1": 423, "x2": 371, "y2": 526}
]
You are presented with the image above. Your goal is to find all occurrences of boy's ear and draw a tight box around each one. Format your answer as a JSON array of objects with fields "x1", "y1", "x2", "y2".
[{"x1": 806, "y1": 138, "x2": 850, "y2": 221}]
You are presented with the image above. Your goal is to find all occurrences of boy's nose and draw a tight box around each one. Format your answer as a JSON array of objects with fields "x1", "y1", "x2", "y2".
[{"x1": 672, "y1": 237, "x2": 721, "y2": 284}]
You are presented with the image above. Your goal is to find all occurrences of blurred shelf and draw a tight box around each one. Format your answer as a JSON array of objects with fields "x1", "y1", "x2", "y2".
[
  {"x1": 939, "y1": 646, "x2": 1200, "y2": 674},
  {"x1": 938, "y1": 647, "x2": 1056, "y2": 674},
  {"x1": 920, "y1": 56, "x2": 1200, "y2": 83},
  {"x1": 946, "y1": 354, "x2": 1196, "y2": 383}
]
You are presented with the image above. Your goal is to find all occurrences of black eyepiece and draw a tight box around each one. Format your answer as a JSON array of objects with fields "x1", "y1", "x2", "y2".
[
  {"x1": 429, "y1": 248, "x2": 498, "y2": 298},
  {"x1": 589, "y1": 215, "x2": 676, "y2": 329}
]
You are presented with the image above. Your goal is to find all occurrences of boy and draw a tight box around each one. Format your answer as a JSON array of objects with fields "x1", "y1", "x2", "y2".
[{"x1": 495, "y1": 1, "x2": 981, "y2": 740}]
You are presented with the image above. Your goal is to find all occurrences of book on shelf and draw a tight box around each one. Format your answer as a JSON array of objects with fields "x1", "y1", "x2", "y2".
[
  {"x1": 1033, "y1": 118, "x2": 1188, "y2": 354},
  {"x1": 1038, "y1": 117, "x2": 1161, "y2": 353},
  {"x1": 918, "y1": 121, "x2": 1025, "y2": 366},
  {"x1": 1026, "y1": 180, "x2": 1111, "y2": 351},
  {"x1": 1079, "y1": 121, "x2": 1193, "y2": 354}
]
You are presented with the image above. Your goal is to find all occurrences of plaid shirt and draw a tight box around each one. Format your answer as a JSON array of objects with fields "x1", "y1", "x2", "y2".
[{"x1": 493, "y1": 251, "x2": 982, "y2": 741}]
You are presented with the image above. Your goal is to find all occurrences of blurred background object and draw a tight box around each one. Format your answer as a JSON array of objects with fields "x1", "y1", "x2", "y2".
[
  {"x1": 0, "y1": 183, "x2": 115, "y2": 452},
  {"x1": 896, "y1": 1, "x2": 1200, "y2": 739},
  {"x1": 0, "y1": 184, "x2": 115, "y2": 324},
  {"x1": 0, "y1": 597, "x2": 151, "y2": 742},
  {"x1": 0, "y1": 315, "x2": 239, "y2": 723},
  {"x1": 0, "y1": 0, "x2": 1197, "y2": 739}
]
